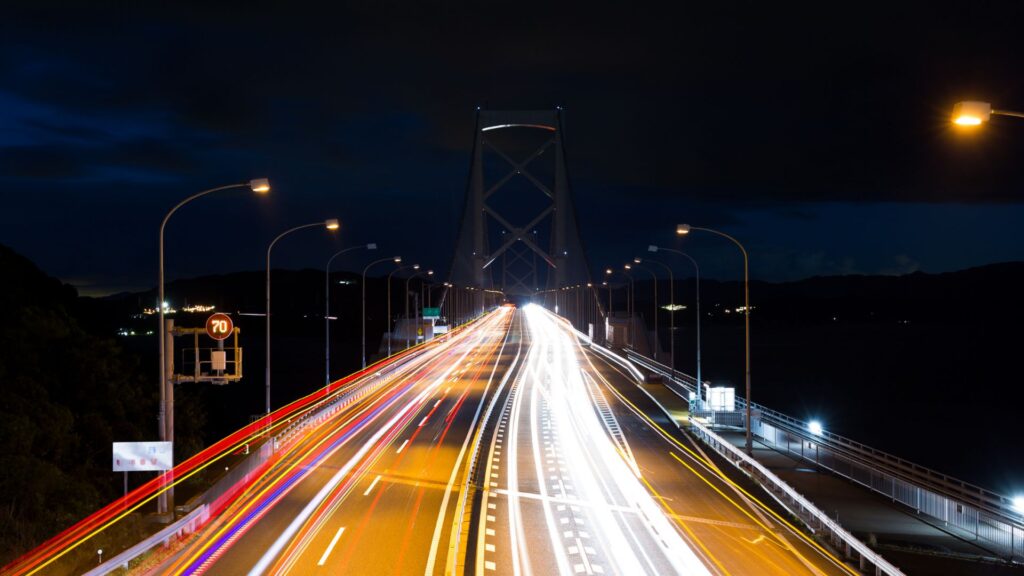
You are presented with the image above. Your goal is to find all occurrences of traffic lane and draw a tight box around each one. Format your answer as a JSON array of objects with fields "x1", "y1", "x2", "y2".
[
  {"x1": 480, "y1": 313, "x2": 712, "y2": 576},
  {"x1": 581, "y1": 348, "x2": 854, "y2": 576},
  {"x1": 476, "y1": 334, "x2": 564, "y2": 576},
  {"x1": 268, "y1": 312, "x2": 518, "y2": 574},
  {"x1": 291, "y1": 333, "x2": 511, "y2": 574},
  {"x1": 194, "y1": 370, "x2": 456, "y2": 575},
  {"x1": 184, "y1": 319, "x2": 503, "y2": 575}
]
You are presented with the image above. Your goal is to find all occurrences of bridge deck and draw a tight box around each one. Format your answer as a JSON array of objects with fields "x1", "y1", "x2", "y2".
[{"x1": 642, "y1": 379, "x2": 1024, "y2": 576}]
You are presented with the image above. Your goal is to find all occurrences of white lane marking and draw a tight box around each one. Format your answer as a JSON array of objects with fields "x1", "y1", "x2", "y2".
[
  {"x1": 316, "y1": 526, "x2": 346, "y2": 566},
  {"x1": 396, "y1": 439, "x2": 409, "y2": 454},
  {"x1": 247, "y1": 338, "x2": 475, "y2": 576},
  {"x1": 363, "y1": 474, "x2": 382, "y2": 496},
  {"x1": 429, "y1": 313, "x2": 519, "y2": 576},
  {"x1": 419, "y1": 416, "x2": 429, "y2": 427}
]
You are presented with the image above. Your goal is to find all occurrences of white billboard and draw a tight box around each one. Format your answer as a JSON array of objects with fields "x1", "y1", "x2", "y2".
[
  {"x1": 707, "y1": 387, "x2": 735, "y2": 412},
  {"x1": 113, "y1": 441, "x2": 173, "y2": 472}
]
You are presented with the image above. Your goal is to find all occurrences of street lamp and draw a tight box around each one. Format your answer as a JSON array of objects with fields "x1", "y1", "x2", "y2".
[
  {"x1": 631, "y1": 259, "x2": 659, "y2": 361},
  {"x1": 156, "y1": 178, "x2": 268, "y2": 515},
  {"x1": 677, "y1": 223, "x2": 753, "y2": 454},
  {"x1": 606, "y1": 268, "x2": 635, "y2": 348},
  {"x1": 325, "y1": 243, "x2": 377, "y2": 385},
  {"x1": 649, "y1": 245, "x2": 701, "y2": 406},
  {"x1": 388, "y1": 264, "x2": 419, "y2": 355},
  {"x1": 363, "y1": 256, "x2": 401, "y2": 367},
  {"x1": 406, "y1": 269, "x2": 434, "y2": 349},
  {"x1": 266, "y1": 218, "x2": 339, "y2": 413},
  {"x1": 951, "y1": 101, "x2": 1024, "y2": 126}
]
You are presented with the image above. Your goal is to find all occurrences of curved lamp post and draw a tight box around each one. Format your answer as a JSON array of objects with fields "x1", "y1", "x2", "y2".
[
  {"x1": 266, "y1": 218, "x2": 340, "y2": 413},
  {"x1": 156, "y1": 178, "x2": 268, "y2": 515},
  {"x1": 648, "y1": 246, "x2": 700, "y2": 405},
  {"x1": 630, "y1": 260, "x2": 659, "y2": 361},
  {"x1": 325, "y1": 243, "x2": 377, "y2": 385},
  {"x1": 951, "y1": 101, "x2": 1024, "y2": 126},
  {"x1": 605, "y1": 268, "x2": 635, "y2": 348},
  {"x1": 677, "y1": 223, "x2": 751, "y2": 454},
  {"x1": 388, "y1": 264, "x2": 419, "y2": 355},
  {"x1": 406, "y1": 269, "x2": 434, "y2": 349},
  {"x1": 362, "y1": 256, "x2": 402, "y2": 368}
]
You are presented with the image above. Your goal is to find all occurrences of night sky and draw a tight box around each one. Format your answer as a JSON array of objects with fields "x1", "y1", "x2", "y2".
[{"x1": 3, "y1": 2, "x2": 1024, "y2": 296}]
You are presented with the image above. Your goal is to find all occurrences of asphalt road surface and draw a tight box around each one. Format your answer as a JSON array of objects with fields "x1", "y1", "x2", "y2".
[{"x1": 153, "y1": 304, "x2": 857, "y2": 575}]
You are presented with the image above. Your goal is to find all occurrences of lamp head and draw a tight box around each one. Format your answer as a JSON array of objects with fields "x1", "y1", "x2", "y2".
[
  {"x1": 605, "y1": 268, "x2": 613, "y2": 275},
  {"x1": 952, "y1": 101, "x2": 991, "y2": 126},
  {"x1": 412, "y1": 264, "x2": 420, "y2": 270},
  {"x1": 676, "y1": 224, "x2": 691, "y2": 236},
  {"x1": 427, "y1": 270, "x2": 434, "y2": 275},
  {"x1": 367, "y1": 243, "x2": 378, "y2": 250},
  {"x1": 648, "y1": 245, "x2": 659, "y2": 253},
  {"x1": 324, "y1": 218, "x2": 340, "y2": 230},
  {"x1": 623, "y1": 264, "x2": 632, "y2": 270},
  {"x1": 633, "y1": 257, "x2": 642, "y2": 264},
  {"x1": 249, "y1": 178, "x2": 271, "y2": 194},
  {"x1": 394, "y1": 256, "x2": 402, "y2": 263}
]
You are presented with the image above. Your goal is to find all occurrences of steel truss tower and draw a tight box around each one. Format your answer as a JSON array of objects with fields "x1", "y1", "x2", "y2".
[{"x1": 449, "y1": 109, "x2": 592, "y2": 297}]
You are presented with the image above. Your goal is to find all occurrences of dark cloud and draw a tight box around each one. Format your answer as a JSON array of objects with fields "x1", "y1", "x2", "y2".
[{"x1": 2, "y1": 1, "x2": 1024, "y2": 290}]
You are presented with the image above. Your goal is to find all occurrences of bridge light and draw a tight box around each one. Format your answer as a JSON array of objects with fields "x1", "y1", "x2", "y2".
[
  {"x1": 324, "y1": 219, "x2": 340, "y2": 230},
  {"x1": 808, "y1": 420, "x2": 824, "y2": 436},
  {"x1": 676, "y1": 224, "x2": 691, "y2": 235}
]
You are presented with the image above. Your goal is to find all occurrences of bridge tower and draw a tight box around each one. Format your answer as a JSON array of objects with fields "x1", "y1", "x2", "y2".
[{"x1": 448, "y1": 109, "x2": 592, "y2": 300}]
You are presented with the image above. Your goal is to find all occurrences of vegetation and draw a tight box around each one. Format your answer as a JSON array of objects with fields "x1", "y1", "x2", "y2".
[{"x1": 0, "y1": 244, "x2": 202, "y2": 565}]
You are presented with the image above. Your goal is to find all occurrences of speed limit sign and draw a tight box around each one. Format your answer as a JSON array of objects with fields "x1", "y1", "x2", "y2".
[{"x1": 205, "y1": 313, "x2": 234, "y2": 341}]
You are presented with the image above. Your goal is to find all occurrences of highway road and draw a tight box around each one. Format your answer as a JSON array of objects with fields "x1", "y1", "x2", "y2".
[
  {"x1": 472, "y1": 305, "x2": 857, "y2": 576},
  {"x1": 158, "y1": 307, "x2": 521, "y2": 575},
  {"x1": 113, "y1": 304, "x2": 858, "y2": 576}
]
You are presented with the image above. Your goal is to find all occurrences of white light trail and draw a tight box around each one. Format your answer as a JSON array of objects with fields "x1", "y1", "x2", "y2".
[{"x1": 502, "y1": 304, "x2": 712, "y2": 576}]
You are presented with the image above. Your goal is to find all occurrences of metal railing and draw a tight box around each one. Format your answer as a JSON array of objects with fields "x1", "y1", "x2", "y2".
[
  {"x1": 80, "y1": 343, "x2": 438, "y2": 576},
  {"x1": 626, "y1": 351, "x2": 1024, "y2": 562},
  {"x1": 689, "y1": 420, "x2": 905, "y2": 576}
]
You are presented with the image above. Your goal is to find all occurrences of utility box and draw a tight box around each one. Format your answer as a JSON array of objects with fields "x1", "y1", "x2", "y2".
[{"x1": 211, "y1": 350, "x2": 227, "y2": 371}]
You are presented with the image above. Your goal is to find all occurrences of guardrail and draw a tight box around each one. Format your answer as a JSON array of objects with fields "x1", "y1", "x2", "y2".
[
  {"x1": 71, "y1": 338, "x2": 449, "y2": 576},
  {"x1": 689, "y1": 420, "x2": 905, "y2": 576},
  {"x1": 626, "y1": 351, "x2": 1024, "y2": 563},
  {"x1": 82, "y1": 505, "x2": 208, "y2": 576}
]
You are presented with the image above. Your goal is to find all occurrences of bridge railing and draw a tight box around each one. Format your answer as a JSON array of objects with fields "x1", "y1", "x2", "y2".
[
  {"x1": 5, "y1": 313, "x2": 506, "y2": 576},
  {"x1": 689, "y1": 419, "x2": 905, "y2": 576},
  {"x1": 625, "y1": 350, "x2": 1024, "y2": 563}
]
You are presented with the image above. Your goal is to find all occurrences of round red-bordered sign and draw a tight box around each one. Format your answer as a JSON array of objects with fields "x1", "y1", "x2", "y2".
[{"x1": 205, "y1": 313, "x2": 234, "y2": 341}]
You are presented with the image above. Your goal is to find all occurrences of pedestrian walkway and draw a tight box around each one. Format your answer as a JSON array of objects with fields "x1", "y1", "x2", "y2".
[{"x1": 640, "y1": 377, "x2": 1024, "y2": 576}]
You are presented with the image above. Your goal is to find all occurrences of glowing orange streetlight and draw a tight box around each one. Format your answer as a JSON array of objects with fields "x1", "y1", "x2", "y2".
[{"x1": 951, "y1": 101, "x2": 1024, "y2": 126}]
